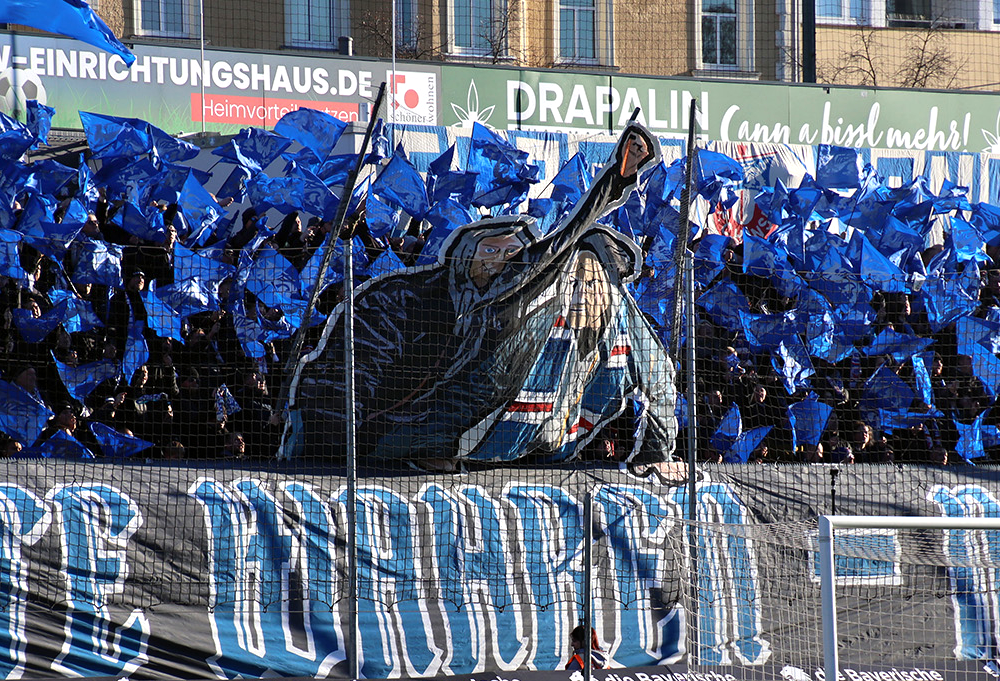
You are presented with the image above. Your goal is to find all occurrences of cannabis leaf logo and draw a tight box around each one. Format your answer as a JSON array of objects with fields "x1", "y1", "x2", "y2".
[{"x1": 451, "y1": 80, "x2": 495, "y2": 127}]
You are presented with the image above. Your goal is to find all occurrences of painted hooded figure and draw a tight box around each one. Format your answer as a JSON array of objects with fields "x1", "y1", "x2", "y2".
[{"x1": 283, "y1": 123, "x2": 676, "y2": 465}]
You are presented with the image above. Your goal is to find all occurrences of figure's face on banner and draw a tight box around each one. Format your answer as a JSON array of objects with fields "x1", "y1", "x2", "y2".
[
  {"x1": 566, "y1": 252, "x2": 611, "y2": 332},
  {"x1": 469, "y1": 233, "x2": 524, "y2": 289}
]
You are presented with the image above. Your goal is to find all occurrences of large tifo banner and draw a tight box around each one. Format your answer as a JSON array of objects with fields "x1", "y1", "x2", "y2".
[
  {"x1": 6, "y1": 31, "x2": 1000, "y2": 153},
  {"x1": 2, "y1": 462, "x2": 1000, "y2": 680}
]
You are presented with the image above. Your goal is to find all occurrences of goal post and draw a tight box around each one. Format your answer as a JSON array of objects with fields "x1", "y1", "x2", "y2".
[{"x1": 819, "y1": 515, "x2": 1000, "y2": 681}]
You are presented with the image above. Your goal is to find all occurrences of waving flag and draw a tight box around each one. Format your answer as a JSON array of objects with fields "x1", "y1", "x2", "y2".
[
  {"x1": 773, "y1": 338, "x2": 814, "y2": 395},
  {"x1": 0, "y1": 113, "x2": 34, "y2": 163},
  {"x1": 710, "y1": 404, "x2": 742, "y2": 454},
  {"x1": 91, "y1": 422, "x2": 154, "y2": 458},
  {"x1": 79, "y1": 112, "x2": 151, "y2": 160},
  {"x1": 12, "y1": 308, "x2": 62, "y2": 344},
  {"x1": 816, "y1": 145, "x2": 863, "y2": 190},
  {"x1": 467, "y1": 122, "x2": 538, "y2": 207},
  {"x1": 246, "y1": 173, "x2": 336, "y2": 219},
  {"x1": 550, "y1": 153, "x2": 592, "y2": 205},
  {"x1": 246, "y1": 246, "x2": 301, "y2": 308},
  {"x1": 212, "y1": 127, "x2": 291, "y2": 173},
  {"x1": 788, "y1": 395, "x2": 833, "y2": 451},
  {"x1": 371, "y1": 146, "x2": 430, "y2": 219},
  {"x1": 697, "y1": 279, "x2": 748, "y2": 332},
  {"x1": 155, "y1": 277, "x2": 219, "y2": 319},
  {"x1": 70, "y1": 239, "x2": 123, "y2": 288},
  {"x1": 0, "y1": 0, "x2": 134, "y2": 66},
  {"x1": 274, "y1": 108, "x2": 347, "y2": 162},
  {"x1": 52, "y1": 355, "x2": 119, "y2": 404},
  {"x1": 22, "y1": 429, "x2": 94, "y2": 459},
  {"x1": 694, "y1": 149, "x2": 744, "y2": 209},
  {"x1": 864, "y1": 328, "x2": 934, "y2": 362},
  {"x1": 724, "y1": 426, "x2": 772, "y2": 463},
  {"x1": 141, "y1": 285, "x2": 184, "y2": 342},
  {"x1": 49, "y1": 290, "x2": 104, "y2": 334},
  {"x1": 25, "y1": 100, "x2": 56, "y2": 146},
  {"x1": 954, "y1": 411, "x2": 988, "y2": 463},
  {"x1": 0, "y1": 381, "x2": 53, "y2": 446},
  {"x1": 123, "y1": 316, "x2": 148, "y2": 385}
]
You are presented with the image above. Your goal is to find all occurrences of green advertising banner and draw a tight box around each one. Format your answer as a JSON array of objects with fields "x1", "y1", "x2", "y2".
[
  {"x1": 3, "y1": 29, "x2": 999, "y2": 154},
  {"x1": 0, "y1": 33, "x2": 440, "y2": 135},
  {"x1": 440, "y1": 64, "x2": 1000, "y2": 153}
]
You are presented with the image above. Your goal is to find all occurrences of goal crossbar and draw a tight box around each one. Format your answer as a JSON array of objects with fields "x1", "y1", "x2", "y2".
[{"x1": 819, "y1": 515, "x2": 1000, "y2": 681}]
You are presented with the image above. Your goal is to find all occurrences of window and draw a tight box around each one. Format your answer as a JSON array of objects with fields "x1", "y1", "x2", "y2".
[
  {"x1": 135, "y1": 0, "x2": 191, "y2": 37},
  {"x1": 816, "y1": 0, "x2": 867, "y2": 24},
  {"x1": 702, "y1": 0, "x2": 737, "y2": 66},
  {"x1": 817, "y1": 0, "x2": 987, "y2": 28},
  {"x1": 559, "y1": 0, "x2": 597, "y2": 61},
  {"x1": 450, "y1": 0, "x2": 499, "y2": 55},
  {"x1": 887, "y1": 0, "x2": 932, "y2": 23},
  {"x1": 286, "y1": 0, "x2": 349, "y2": 48},
  {"x1": 396, "y1": 0, "x2": 418, "y2": 51}
]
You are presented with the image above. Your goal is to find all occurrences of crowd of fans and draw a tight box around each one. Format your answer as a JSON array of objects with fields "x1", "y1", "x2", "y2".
[
  {"x1": 682, "y1": 236, "x2": 1000, "y2": 466},
  {"x1": 2, "y1": 107, "x2": 998, "y2": 466}
]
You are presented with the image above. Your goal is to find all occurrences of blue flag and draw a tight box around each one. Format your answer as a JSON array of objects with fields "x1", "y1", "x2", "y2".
[
  {"x1": 949, "y1": 217, "x2": 990, "y2": 264},
  {"x1": 911, "y1": 353, "x2": 935, "y2": 409},
  {"x1": 739, "y1": 309, "x2": 801, "y2": 352},
  {"x1": 921, "y1": 264, "x2": 980, "y2": 332},
  {"x1": 366, "y1": 246, "x2": 407, "y2": 279},
  {"x1": 696, "y1": 279, "x2": 748, "y2": 332},
  {"x1": 246, "y1": 246, "x2": 301, "y2": 309},
  {"x1": 788, "y1": 395, "x2": 833, "y2": 451},
  {"x1": 177, "y1": 172, "x2": 224, "y2": 244},
  {"x1": 467, "y1": 122, "x2": 538, "y2": 207},
  {"x1": 711, "y1": 404, "x2": 742, "y2": 454},
  {"x1": 724, "y1": 426, "x2": 772, "y2": 463},
  {"x1": 212, "y1": 127, "x2": 291, "y2": 174},
  {"x1": 70, "y1": 239, "x2": 123, "y2": 288},
  {"x1": 693, "y1": 234, "x2": 730, "y2": 287},
  {"x1": 274, "y1": 108, "x2": 348, "y2": 162},
  {"x1": 155, "y1": 277, "x2": 219, "y2": 320},
  {"x1": 0, "y1": 0, "x2": 134, "y2": 65},
  {"x1": 12, "y1": 308, "x2": 62, "y2": 344},
  {"x1": 415, "y1": 200, "x2": 475, "y2": 266},
  {"x1": 954, "y1": 411, "x2": 988, "y2": 462},
  {"x1": 247, "y1": 173, "x2": 336, "y2": 220},
  {"x1": 173, "y1": 243, "x2": 235, "y2": 288},
  {"x1": 550, "y1": 153, "x2": 592, "y2": 205},
  {"x1": 22, "y1": 429, "x2": 94, "y2": 459},
  {"x1": 50, "y1": 290, "x2": 104, "y2": 334},
  {"x1": 79, "y1": 111, "x2": 151, "y2": 160},
  {"x1": 0, "y1": 229, "x2": 25, "y2": 282},
  {"x1": 90, "y1": 422, "x2": 154, "y2": 458},
  {"x1": 863, "y1": 365, "x2": 915, "y2": 413},
  {"x1": 864, "y1": 328, "x2": 934, "y2": 362},
  {"x1": 856, "y1": 231, "x2": 908, "y2": 293},
  {"x1": 123, "y1": 316, "x2": 148, "y2": 385},
  {"x1": 773, "y1": 338, "x2": 814, "y2": 395},
  {"x1": 141, "y1": 286, "x2": 184, "y2": 343},
  {"x1": 217, "y1": 166, "x2": 252, "y2": 204},
  {"x1": 816, "y1": 145, "x2": 863, "y2": 190},
  {"x1": 695, "y1": 149, "x2": 744, "y2": 209},
  {"x1": 52, "y1": 355, "x2": 119, "y2": 404},
  {"x1": 25, "y1": 100, "x2": 56, "y2": 146},
  {"x1": 371, "y1": 146, "x2": 430, "y2": 219},
  {"x1": 0, "y1": 113, "x2": 34, "y2": 163},
  {"x1": 113, "y1": 201, "x2": 167, "y2": 243},
  {"x1": 0, "y1": 381, "x2": 53, "y2": 446},
  {"x1": 231, "y1": 288, "x2": 266, "y2": 360}
]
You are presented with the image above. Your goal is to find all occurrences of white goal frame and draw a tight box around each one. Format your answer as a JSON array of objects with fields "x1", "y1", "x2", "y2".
[{"x1": 819, "y1": 515, "x2": 1000, "y2": 681}]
